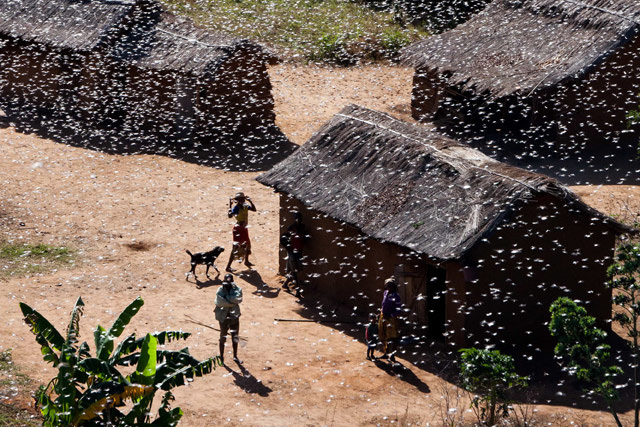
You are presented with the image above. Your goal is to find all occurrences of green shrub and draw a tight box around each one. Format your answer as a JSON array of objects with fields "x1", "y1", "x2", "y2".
[
  {"x1": 458, "y1": 347, "x2": 528, "y2": 425},
  {"x1": 549, "y1": 297, "x2": 623, "y2": 426},
  {"x1": 380, "y1": 28, "x2": 410, "y2": 57},
  {"x1": 607, "y1": 243, "x2": 640, "y2": 427},
  {"x1": 310, "y1": 32, "x2": 352, "y2": 64}
]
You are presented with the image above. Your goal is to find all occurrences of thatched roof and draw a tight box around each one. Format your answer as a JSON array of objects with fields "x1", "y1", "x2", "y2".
[
  {"x1": 112, "y1": 11, "x2": 272, "y2": 75},
  {"x1": 0, "y1": 0, "x2": 274, "y2": 74},
  {"x1": 0, "y1": 0, "x2": 136, "y2": 51},
  {"x1": 400, "y1": 0, "x2": 640, "y2": 98},
  {"x1": 257, "y1": 105, "x2": 631, "y2": 260}
]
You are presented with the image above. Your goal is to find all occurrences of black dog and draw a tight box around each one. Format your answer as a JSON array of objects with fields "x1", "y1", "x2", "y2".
[{"x1": 185, "y1": 246, "x2": 225, "y2": 280}]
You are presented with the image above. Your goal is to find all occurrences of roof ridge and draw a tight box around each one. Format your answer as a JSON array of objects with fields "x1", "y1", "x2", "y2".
[
  {"x1": 156, "y1": 26, "x2": 233, "y2": 49},
  {"x1": 335, "y1": 112, "x2": 543, "y2": 192},
  {"x1": 554, "y1": 0, "x2": 640, "y2": 25},
  {"x1": 96, "y1": 0, "x2": 137, "y2": 5}
]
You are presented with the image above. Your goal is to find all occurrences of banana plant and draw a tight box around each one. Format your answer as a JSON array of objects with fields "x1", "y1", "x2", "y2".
[{"x1": 20, "y1": 296, "x2": 222, "y2": 426}]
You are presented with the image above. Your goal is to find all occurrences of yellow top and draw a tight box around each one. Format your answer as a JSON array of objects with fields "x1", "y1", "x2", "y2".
[{"x1": 232, "y1": 204, "x2": 249, "y2": 224}]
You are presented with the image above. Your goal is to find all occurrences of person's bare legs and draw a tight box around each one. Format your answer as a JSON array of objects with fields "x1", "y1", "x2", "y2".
[
  {"x1": 388, "y1": 340, "x2": 397, "y2": 362},
  {"x1": 231, "y1": 328, "x2": 242, "y2": 364},
  {"x1": 243, "y1": 244, "x2": 253, "y2": 267},
  {"x1": 232, "y1": 340, "x2": 240, "y2": 363},
  {"x1": 225, "y1": 246, "x2": 237, "y2": 272},
  {"x1": 219, "y1": 337, "x2": 226, "y2": 364}
]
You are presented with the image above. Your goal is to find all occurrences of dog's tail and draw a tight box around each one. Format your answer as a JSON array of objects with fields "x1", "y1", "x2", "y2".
[{"x1": 185, "y1": 249, "x2": 193, "y2": 257}]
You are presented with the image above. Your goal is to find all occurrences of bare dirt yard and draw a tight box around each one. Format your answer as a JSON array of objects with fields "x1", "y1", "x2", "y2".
[{"x1": 0, "y1": 63, "x2": 639, "y2": 426}]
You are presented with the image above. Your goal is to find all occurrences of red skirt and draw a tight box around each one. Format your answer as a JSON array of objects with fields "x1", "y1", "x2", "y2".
[{"x1": 232, "y1": 224, "x2": 251, "y2": 248}]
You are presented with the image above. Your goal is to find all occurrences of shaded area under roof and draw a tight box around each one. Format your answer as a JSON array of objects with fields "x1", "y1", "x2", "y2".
[
  {"x1": 258, "y1": 105, "x2": 631, "y2": 260},
  {"x1": 400, "y1": 0, "x2": 640, "y2": 98}
]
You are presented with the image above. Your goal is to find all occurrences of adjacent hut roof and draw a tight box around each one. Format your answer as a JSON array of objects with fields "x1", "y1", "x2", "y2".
[
  {"x1": 0, "y1": 0, "x2": 274, "y2": 74},
  {"x1": 258, "y1": 105, "x2": 631, "y2": 260},
  {"x1": 400, "y1": 0, "x2": 640, "y2": 98},
  {"x1": 112, "y1": 11, "x2": 272, "y2": 75},
  {"x1": 0, "y1": 0, "x2": 136, "y2": 51}
]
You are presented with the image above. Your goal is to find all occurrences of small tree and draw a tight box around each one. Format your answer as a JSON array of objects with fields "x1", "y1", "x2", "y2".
[
  {"x1": 458, "y1": 347, "x2": 528, "y2": 425},
  {"x1": 607, "y1": 242, "x2": 640, "y2": 427},
  {"x1": 20, "y1": 296, "x2": 221, "y2": 426},
  {"x1": 549, "y1": 297, "x2": 623, "y2": 426}
]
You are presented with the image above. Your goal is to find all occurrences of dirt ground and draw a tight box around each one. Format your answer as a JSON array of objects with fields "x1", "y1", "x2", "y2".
[{"x1": 0, "y1": 63, "x2": 639, "y2": 426}]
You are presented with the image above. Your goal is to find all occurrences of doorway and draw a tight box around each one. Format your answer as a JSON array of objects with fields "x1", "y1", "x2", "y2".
[
  {"x1": 396, "y1": 262, "x2": 446, "y2": 341},
  {"x1": 426, "y1": 264, "x2": 446, "y2": 340}
]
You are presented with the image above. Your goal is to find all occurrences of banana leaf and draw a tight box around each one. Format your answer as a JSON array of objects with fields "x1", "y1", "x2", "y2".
[
  {"x1": 52, "y1": 346, "x2": 80, "y2": 425},
  {"x1": 20, "y1": 302, "x2": 65, "y2": 356},
  {"x1": 157, "y1": 357, "x2": 219, "y2": 391},
  {"x1": 73, "y1": 381, "x2": 153, "y2": 426},
  {"x1": 65, "y1": 297, "x2": 84, "y2": 349},
  {"x1": 116, "y1": 347, "x2": 192, "y2": 368},
  {"x1": 131, "y1": 334, "x2": 157, "y2": 387},
  {"x1": 32, "y1": 330, "x2": 60, "y2": 366},
  {"x1": 109, "y1": 333, "x2": 137, "y2": 364},
  {"x1": 96, "y1": 297, "x2": 144, "y2": 360},
  {"x1": 77, "y1": 357, "x2": 127, "y2": 384},
  {"x1": 35, "y1": 383, "x2": 58, "y2": 425},
  {"x1": 156, "y1": 348, "x2": 198, "y2": 367},
  {"x1": 111, "y1": 331, "x2": 192, "y2": 365},
  {"x1": 78, "y1": 341, "x2": 91, "y2": 360}
]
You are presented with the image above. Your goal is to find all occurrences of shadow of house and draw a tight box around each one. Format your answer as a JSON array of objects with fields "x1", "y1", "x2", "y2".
[
  {"x1": 257, "y1": 104, "x2": 634, "y2": 366},
  {"x1": 364, "y1": 0, "x2": 491, "y2": 32},
  {"x1": 0, "y1": 0, "x2": 293, "y2": 169},
  {"x1": 400, "y1": 0, "x2": 640, "y2": 183}
]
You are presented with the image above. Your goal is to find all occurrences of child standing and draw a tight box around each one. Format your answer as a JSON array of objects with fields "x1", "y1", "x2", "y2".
[
  {"x1": 365, "y1": 312, "x2": 380, "y2": 361},
  {"x1": 225, "y1": 192, "x2": 256, "y2": 272}
]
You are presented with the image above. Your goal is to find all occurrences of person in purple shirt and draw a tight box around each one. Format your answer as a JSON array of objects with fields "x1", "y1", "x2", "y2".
[{"x1": 378, "y1": 277, "x2": 402, "y2": 362}]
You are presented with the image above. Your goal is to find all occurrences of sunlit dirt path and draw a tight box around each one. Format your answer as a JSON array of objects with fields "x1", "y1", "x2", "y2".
[{"x1": 0, "y1": 64, "x2": 637, "y2": 425}]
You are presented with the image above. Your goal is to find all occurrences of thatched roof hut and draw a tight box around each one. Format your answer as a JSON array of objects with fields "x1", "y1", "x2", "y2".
[
  {"x1": 0, "y1": 0, "x2": 138, "y2": 51},
  {"x1": 258, "y1": 105, "x2": 628, "y2": 260},
  {"x1": 0, "y1": 0, "x2": 284, "y2": 161},
  {"x1": 258, "y1": 105, "x2": 632, "y2": 356},
  {"x1": 399, "y1": 0, "x2": 640, "y2": 166},
  {"x1": 400, "y1": 0, "x2": 640, "y2": 98},
  {"x1": 111, "y1": 8, "x2": 275, "y2": 76}
]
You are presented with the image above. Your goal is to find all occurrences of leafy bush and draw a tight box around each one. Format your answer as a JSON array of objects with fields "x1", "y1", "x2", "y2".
[
  {"x1": 310, "y1": 32, "x2": 352, "y2": 64},
  {"x1": 549, "y1": 297, "x2": 623, "y2": 426},
  {"x1": 20, "y1": 296, "x2": 221, "y2": 426},
  {"x1": 607, "y1": 243, "x2": 640, "y2": 427},
  {"x1": 379, "y1": 28, "x2": 411, "y2": 58},
  {"x1": 458, "y1": 347, "x2": 528, "y2": 425}
]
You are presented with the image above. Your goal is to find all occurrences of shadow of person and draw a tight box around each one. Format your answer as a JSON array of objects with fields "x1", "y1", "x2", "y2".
[
  {"x1": 223, "y1": 364, "x2": 272, "y2": 397},
  {"x1": 236, "y1": 270, "x2": 281, "y2": 298},
  {"x1": 373, "y1": 359, "x2": 431, "y2": 394}
]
